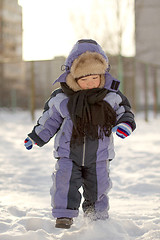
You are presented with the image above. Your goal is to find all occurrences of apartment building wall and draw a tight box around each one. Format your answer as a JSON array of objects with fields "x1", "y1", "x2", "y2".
[
  {"x1": 0, "y1": 0, "x2": 22, "y2": 61},
  {"x1": 135, "y1": 0, "x2": 160, "y2": 111}
]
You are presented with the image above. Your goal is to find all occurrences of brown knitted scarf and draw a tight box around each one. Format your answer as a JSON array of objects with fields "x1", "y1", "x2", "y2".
[{"x1": 61, "y1": 83, "x2": 116, "y2": 144}]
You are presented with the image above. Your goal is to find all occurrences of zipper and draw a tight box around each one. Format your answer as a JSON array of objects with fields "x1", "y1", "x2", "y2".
[{"x1": 82, "y1": 136, "x2": 86, "y2": 166}]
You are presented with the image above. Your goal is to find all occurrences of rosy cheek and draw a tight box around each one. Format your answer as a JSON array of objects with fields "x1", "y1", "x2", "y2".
[
  {"x1": 95, "y1": 81, "x2": 100, "y2": 87},
  {"x1": 82, "y1": 83, "x2": 87, "y2": 89},
  {"x1": 98, "y1": 80, "x2": 101, "y2": 86}
]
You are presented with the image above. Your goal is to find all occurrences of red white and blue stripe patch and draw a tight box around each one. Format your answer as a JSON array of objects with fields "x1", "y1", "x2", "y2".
[{"x1": 116, "y1": 123, "x2": 132, "y2": 138}]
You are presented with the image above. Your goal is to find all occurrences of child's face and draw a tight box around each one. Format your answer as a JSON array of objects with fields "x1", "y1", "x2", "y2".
[{"x1": 77, "y1": 75, "x2": 101, "y2": 90}]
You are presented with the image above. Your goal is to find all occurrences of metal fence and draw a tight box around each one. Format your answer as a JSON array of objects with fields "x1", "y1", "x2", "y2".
[
  {"x1": 135, "y1": 61, "x2": 160, "y2": 120},
  {"x1": 0, "y1": 56, "x2": 160, "y2": 121}
]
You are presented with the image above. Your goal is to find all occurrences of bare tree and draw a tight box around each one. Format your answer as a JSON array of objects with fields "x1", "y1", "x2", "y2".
[
  {"x1": 69, "y1": 0, "x2": 134, "y2": 55},
  {"x1": 69, "y1": 0, "x2": 134, "y2": 91}
]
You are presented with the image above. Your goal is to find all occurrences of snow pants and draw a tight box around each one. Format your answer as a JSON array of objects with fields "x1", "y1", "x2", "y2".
[{"x1": 50, "y1": 157, "x2": 112, "y2": 219}]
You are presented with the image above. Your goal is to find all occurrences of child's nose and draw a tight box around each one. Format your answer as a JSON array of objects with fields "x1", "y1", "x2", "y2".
[
  {"x1": 88, "y1": 80, "x2": 93, "y2": 87},
  {"x1": 87, "y1": 83, "x2": 93, "y2": 89}
]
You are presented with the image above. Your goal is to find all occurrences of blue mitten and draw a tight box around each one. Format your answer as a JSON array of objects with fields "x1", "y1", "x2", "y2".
[
  {"x1": 24, "y1": 137, "x2": 35, "y2": 150},
  {"x1": 114, "y1": 122, "x2": 132, "y2": 139}
]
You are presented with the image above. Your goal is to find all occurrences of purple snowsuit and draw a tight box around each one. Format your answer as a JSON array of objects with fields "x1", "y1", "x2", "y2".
[{"x1": 28, "y1": 41, "x2": 136, "y2": 219}]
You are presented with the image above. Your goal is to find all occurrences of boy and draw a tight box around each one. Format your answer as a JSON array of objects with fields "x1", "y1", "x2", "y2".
[{"x1": 24, "y1": 39, "x2": 136, "y2": 229}]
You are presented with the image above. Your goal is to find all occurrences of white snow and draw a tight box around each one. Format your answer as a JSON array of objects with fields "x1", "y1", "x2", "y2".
[{"x1": 0, "y1": 109, "x2": 160, "y2": 240}]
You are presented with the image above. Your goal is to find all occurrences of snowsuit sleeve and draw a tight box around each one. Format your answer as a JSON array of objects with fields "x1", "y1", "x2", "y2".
[
  {"x1": 115, "y1": 90, "x2": 136, "y2": 131},
  {"x1": 28, "y1": 89, "x2": 64, "y2": 147}
]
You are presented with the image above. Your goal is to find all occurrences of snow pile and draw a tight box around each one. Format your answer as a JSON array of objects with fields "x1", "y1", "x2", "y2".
[{"x1": 0, "y1": 109, "x2": 160, "y2": 240}]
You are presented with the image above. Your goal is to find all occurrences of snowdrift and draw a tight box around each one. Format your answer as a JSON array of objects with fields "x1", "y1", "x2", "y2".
[{"x1": 0, "y1": 110, "x2": 160, "y2": 240}]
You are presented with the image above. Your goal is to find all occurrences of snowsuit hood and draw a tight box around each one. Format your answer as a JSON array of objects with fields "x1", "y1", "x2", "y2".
[{"x1": 53, "y1": 39, "x2": 120, "y2": 92}]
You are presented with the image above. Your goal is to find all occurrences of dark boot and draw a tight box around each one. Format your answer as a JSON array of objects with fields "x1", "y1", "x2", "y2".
[
  {"x1": 84, "y1": 207, "x2": 109, "y2": 221},
  {"x1": 55, "y1": 217, "x2": 73, "y2": 229}
]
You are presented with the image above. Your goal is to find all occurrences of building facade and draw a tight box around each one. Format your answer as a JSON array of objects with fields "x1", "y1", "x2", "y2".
[
  {"x1": 135, "y1": 0, "x2": 160, "y2": 65},
  {"x1": 0, "y1": 0, "x2": 22, "y2": 61},
  {"x1": 135, "y1": 0, "x2": 160, "y2": 113},
  {"x1": 0, "y1": 0, "x2": 23, "y2": 107}
]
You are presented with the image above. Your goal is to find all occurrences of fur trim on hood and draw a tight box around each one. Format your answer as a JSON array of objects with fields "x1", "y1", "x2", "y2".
[
  {"x1": 66, "y1": 51, "x2": 108, "y2": 91},
  {"x1": 53, "y1": 39, "x2": 120, "y2": 93}
]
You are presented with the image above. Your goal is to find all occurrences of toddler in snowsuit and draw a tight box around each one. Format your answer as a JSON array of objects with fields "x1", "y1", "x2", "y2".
[{"x1": 24, "y1": 39, "x2": 136, "y2": 229}]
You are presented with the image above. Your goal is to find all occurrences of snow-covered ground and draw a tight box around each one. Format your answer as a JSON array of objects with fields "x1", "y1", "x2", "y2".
[{"x1": 0, "y1": 109, "x2": 160, "y2": 240}]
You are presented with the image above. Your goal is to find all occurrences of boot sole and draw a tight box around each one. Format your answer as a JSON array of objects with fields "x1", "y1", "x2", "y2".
[{"x1": 55, "y1": 223, "x2": 71, "y2": 229}]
